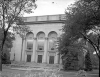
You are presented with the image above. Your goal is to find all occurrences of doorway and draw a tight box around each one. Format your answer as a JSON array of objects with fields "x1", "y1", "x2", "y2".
[
  {"x1": 37, "y1": 55, "x2": 42, "y2": 63},
  {"x1": 49, "y1": 56, "x2": 54, "y2": 64},
  {"x1": 27, "y1": 55, "x2": 31, "y2": 62}
]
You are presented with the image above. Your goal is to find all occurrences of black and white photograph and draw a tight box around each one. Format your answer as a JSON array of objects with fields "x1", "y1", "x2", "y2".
[{"x1": 0, "y1": 0, "x2": 99, "y2": 77}]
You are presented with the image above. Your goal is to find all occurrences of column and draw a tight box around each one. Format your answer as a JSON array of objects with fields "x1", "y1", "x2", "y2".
[
  {"x1": 60, "y1": 57, "x2": 62, "y2": 64},
  {"x1": 22, "y1": 38, "x2": 26, "y2": 61},
  {"x1": 58, "y1": 53, "x2": 60, "y2": 64},
  {"x1": 55, "y1": 51, "x2": 59, "y2": 64},
  {"x1": 60, "y1": 54, "x2": 62, "y2": 64},
  {"x1": 43, "y1": 37, "x2": 48, "y2": 63},
  {"x1": 55, "y1": 37, "x2": 60, "y2": 64},
  {"x1": 31, "y1": 37, "x2": 37, "y2": 62}
]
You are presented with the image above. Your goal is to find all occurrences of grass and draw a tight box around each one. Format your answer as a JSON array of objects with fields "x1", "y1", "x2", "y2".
[{"x1": 0, "y1": 67, "x2": 99, "y2": 77}]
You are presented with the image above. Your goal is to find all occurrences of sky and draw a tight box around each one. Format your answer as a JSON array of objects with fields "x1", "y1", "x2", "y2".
[{"x1": 24, "y1": 0, "x2": 75, "y2": 17}]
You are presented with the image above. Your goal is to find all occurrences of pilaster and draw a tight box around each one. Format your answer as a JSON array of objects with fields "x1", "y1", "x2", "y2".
[
  {"x1": 55, "y1": 51, "x2": 59, "y2": 64},
  {"x1": 43, "y1": 37, "x2": 48, "y2": 63},
  {"x1": 22, "y1": 38, "x2": 26, "y2": 61},
  {"x1": 31, "y1": 37, "x2": 37, "y2": 62}
]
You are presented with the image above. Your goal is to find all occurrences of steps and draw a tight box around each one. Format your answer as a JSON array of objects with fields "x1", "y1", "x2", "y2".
[{"x1": 5, "y1": 61, "x2": 62, "y2": 71}]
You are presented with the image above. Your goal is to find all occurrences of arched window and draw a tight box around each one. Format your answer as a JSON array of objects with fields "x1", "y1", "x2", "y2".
[
  {"x1": 26, "y1": 32, "x2": 34, "y2": 50},
  {"x1": 37, "y1": 32, "x2": 45, "y2": 51},
  {"x1": 48, "y1": 31, "x2": 57, "y2": 50}
]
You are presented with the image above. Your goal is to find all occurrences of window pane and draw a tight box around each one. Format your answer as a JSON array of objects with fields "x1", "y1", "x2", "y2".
[
  {"x1": 49, "y1": 39, "x2": 56, "y2": 50},
  {"x1": 37, "y1": 40, "x2": 44, "y2": 50},
  {"x1": 27, "y1": 40, "x2": 33, "y2": 50}
]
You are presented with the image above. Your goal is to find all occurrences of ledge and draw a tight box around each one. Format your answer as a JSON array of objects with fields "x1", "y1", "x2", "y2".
[
  {"x1": 36, "y1": 50, "x2": 44, "y2": 52},
  {"x1": 25, "y1": 49, "x2": 33, "y2": 52},
  {"x1": 19, "y1": 20, "x2": 65, "y2": 25}
]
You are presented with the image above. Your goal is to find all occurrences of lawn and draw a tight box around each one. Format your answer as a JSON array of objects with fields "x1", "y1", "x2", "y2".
[{"x1": 1, "y1": 67, "x2": 99, "y2": 77}]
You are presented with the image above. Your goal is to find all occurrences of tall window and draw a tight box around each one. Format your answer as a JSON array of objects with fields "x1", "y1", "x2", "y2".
[
  {"x1": 26, "y1": 32, "x2": 34, "y2": 50},
  {"x1": 37, "y1": 32, "x2": 45, "y2": 51},
  {"x1": 37, "y1": 40, "x2": 44, "y2": 50},
  {"x1": 48, "y1": 32, "x2": 57, "y2": 50},
  {"x1": 49, "y1": 38, "x2": 56, "y2": 50},
  {"x1": 27, "y1": 40, "x2": 33, "y2": 50}
]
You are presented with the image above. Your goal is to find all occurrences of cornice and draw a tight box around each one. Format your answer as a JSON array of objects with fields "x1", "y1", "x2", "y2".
[{"x1": 19, "y1": 20, "x2": 65, "y2": 25}]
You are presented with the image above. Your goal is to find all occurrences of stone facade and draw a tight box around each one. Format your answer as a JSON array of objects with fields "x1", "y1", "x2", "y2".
[{"x1": 10, "y1": 14, "x2": 66, "y2": 64}]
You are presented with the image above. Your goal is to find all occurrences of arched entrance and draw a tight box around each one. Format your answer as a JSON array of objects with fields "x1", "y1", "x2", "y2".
[
  {"x1": 26, "y1": 32, "x2": 34, "y2": 62},
  {"x1": 48, "y1": 31, "x2": 58, "y2": 64}
]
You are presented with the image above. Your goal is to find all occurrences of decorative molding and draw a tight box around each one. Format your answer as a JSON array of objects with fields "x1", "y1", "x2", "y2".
[
  {"x1": 36, "y1": 16, "x2": 38, "y2": 21},
  {"x1": 47, "y1": 15, "x2": 49, "y2": 20},
  {"x1": 34, "y1": 37, "x2": 37, "y2": 40},
  {"x1": 26, "y1": 51, "x2": 33, "y2": 55},
  {"x1": 23, "y1": 37, "x2": 26, "y2": 40},
  {"x1": 48, "y1": 52, "x2": 56, "y2": 56},
  {"x1": 45, "y1": 37, "x2": 48, "y2": 40},
  {"x1": 19, "y1": 20, "x2": 65, "y2": 25},
  {"x1": 36, "y1": 50, "x2": 44, "y2": 52},
  {"x1": 48, "y1": 50, "x2": 56, "y2": 52},
  {"x1": 18, "y1": 14, "x2": 66, "y2": 25},
  {"x1": 25, "y1": 49, "x2": 33, "y2": 52}
]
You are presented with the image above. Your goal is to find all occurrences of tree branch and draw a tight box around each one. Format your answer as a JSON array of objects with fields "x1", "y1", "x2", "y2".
[
  {"x1": 80, "y1": 32, "x2": 100, "y2": 59},
  {"x1": 97, "y1": 35, "x2": 100, "y2": 51}
]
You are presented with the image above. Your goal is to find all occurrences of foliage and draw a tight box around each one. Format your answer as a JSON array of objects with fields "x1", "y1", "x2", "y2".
[
  {"x1": 77, "y1": 70, "x2": 87, "y2": 77},
  {"x1": 85, "y1": 52, "x2": 92, "y2": 71},
  {"x1": 0, "y1": 28, "x2": 15, "y2": 52},
  {"x1": 91, "y1": 54, "x2": 99, "y2": 69},
  {"x1": 0, "y1": 0, "x2": 36, "y2": 49},
  {"x1": 85, "y1": 51, "x2": 92, "y2": 71},
  {"x1": 0, "y1": 0, "x2": 36, "y2": 71},
  {"x1": 63, "y1": 50, "x2": 79, "y2": 70},
  {"x1": 0, "y1": 28, "x2": 14, "y2": 64},
  {"x1": 58, "y1": 34, "x2": 86, "y2": 70},
  {"x1": 58, "y1": 0, "x2": 100, "y2": 70},
  {"x1": 59, "y1": 0, "x2": 100, "y2": 67},
  {"x1": 0, "y1": 69, "x2": 63, "y2": 77}
]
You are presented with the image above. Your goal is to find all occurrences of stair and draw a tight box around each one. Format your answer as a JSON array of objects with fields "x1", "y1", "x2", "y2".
[{"x1": 7, "y1": 61, "x2": 62, "y2": 71}]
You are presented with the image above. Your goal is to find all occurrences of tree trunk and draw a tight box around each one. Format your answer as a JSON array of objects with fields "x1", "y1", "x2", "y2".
[
  {"x1": 0, "y1": 31, "x2": 7, "y2": 71},
  {"x1": 0, "y1": 0, "x2": 5, "y2": 71},
  {"x1": 0, "y1": 50, "x2": 2, "y2": 71},
  {"x1": 20, "y1": 38, "x2": 24, "y2": 61},
  {"x1": 86, "y1": 39, "x2": 100, "y2": 59},
  {"x1": 81, "y1": 32, "x2": 100, "y2": 60}
]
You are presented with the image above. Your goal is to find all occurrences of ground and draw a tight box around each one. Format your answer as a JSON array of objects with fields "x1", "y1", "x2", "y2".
[{"x1": 1, "y1": 66, "x2": 99, "y2": 77}]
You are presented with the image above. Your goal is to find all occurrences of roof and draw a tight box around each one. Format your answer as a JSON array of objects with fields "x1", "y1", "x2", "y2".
[{"x1": 21, "y1": 14, "x2": 66, "y2": 24}]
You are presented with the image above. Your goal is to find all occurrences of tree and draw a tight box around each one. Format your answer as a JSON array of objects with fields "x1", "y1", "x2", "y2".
[
  {"x1": 0, "y1": 0, "x2": 36, "y2": 71},
  {"x1": 62, "y1": 47, "x2": 79, "y2": 70},
  {"x1": 58, "y1": 32, "x2": 88, "y2": 70},
  {"x1": 61, "y1": 0, "x2": 100, "y2": 61},
  {"x1": 85, "y1": 51, "x2": 92, "y2": 71},
  {"x1": 0, "y1": 28, "x2": 15, "y2": 59},
  {"x1": 58, "y1": 0, "x2": 100, "y2": 70},
  {"x1": 91, "y1": 54, "x2": 99, "y2": 69}
]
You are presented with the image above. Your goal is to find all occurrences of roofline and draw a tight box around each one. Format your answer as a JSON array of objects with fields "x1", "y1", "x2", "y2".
[
  {"x1": 23, "y1": 14, "x2": 65, "y2": 18},
  {"x1": 19, "y1": 20, "x2": 65, "y2": 25},
  {"x1": 19, "y1": 14, "x2": 66, "y2": 25}
]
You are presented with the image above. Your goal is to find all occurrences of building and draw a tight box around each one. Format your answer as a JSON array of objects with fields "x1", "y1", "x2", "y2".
[{"x1": 10, "y1": 14, "x2": 66, "y2": 64}]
